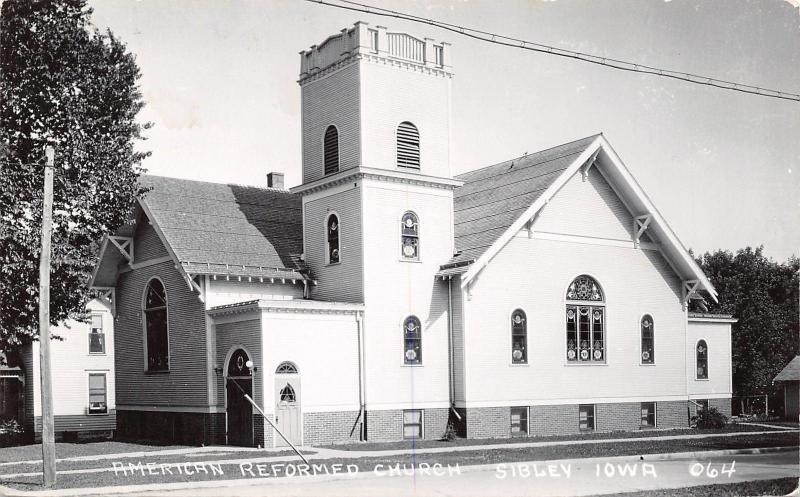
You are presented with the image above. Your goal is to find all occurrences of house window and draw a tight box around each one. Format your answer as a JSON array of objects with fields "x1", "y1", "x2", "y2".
[
  {"x1": 579, "y1": 404, "x2": 595, "y2": 431},
  {"x1": 88, "y1": 373, "x2": 107, "y2": 414},
  {"x1": 143, "y1": 278, "x2": 169, "y2": 371},
  {"x1": 696, "y1": 340, "x2": 708, "y2": 379},
  {"x1": 434, "y1": 45, "x2": 444, "y2": 66},
  {"x1": 641, "y1": 315, "x2": 654, "y2": 364},
  {"x1": 396, "y1": 121, "x2": 420, "y2": 169},
  {"x1": 566, "y1": 275, "x2": 605, "y2": 363},
  {"x1": 89, "y1": 314, "x2": 105, "y2": 354},
  {"x1": 697, "y1": 399, "x2": 709, "y2": 412},
  {"x1": 510, "y1": 407, "x2": 528, "y2": 436},
  {"x1": 403, "y1": 316, "x2": 422, "y2": 365},
  {"x1": 400, "y1": 211, "x2": 419, "y2": 260},
  {"x1": 641, "y1": 402, "x2": 656, "y2": 428},
  {"x1": 511, "y1": 309, "x2": 527, "y2": 364},
  {"x1": 369, "y1": 29, "x2": 379, "y2": 52},
  {"x1": 403, "y1": 409, "x2": 423, "y2": 439},
  {"x1": 326, "y1": 213, "x2": 340, "y2": 264},
  {"x1": 323, "y1": 125, "x2": 339, "y2": 175}
]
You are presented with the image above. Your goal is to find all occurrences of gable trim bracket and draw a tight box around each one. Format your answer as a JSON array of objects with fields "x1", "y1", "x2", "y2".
[
  {"x1": 581, "y1": 149, "x2": 601, "y2": 182},
  {"x1": 633, "y1": 214, "x2": 652, "y2": 248},
  {"x1": 94, "y1": 287, "x2": 116, "y2": 317},
  {"x1": 108, "y1": 236, "x2": 134, "y2": 265},
  {"x1": 682, "y1": 280, "x2": 700, "y2": 310}
]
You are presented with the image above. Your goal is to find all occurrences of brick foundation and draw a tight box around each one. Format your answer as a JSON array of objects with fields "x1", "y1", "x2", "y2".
[
  {"x1": 365, "y1": 408, "x2": 450, "y2": 442},
  {"x1": 303, "y1": 410, "x2": 362, "y2": 445},
  {"x1": 465, "y1": 400, "x2": 692, "y2": 439},
  {"x1": 116, "y1": 410, "x2": 225, "y2": 446}
]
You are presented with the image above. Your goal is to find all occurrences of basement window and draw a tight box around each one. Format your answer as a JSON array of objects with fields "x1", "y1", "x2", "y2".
[
  {"x1": 510, "y1": 407, "x2": 529, "y2": 436},
  {"x1": 641, "y1": 402, "x2": 656, "y2": 428},
  {"x1": 403, "y1": 409, "x2": 423, "y2": 439},
  {"x1": 579, "y1": 404, "x2": 595, "y2": 431}
]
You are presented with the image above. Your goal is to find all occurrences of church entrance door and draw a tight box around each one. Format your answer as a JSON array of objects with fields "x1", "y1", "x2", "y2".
[{"x1": 226, "y1": 349, "x2": 253, "y2": 446}]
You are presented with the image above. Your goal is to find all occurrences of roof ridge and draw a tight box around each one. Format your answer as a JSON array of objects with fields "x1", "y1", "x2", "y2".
[
  {"x1": 141, "y1": 174, "x2": 294, "y2": 194},
  {"x1": 455, "y1": 133, "x2": 601, "y2": 180}
]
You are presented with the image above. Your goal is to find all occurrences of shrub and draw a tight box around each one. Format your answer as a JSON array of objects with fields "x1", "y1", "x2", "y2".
[
  {"x1": 441, "y1": 421, "x2": 458, "y2": 442},
  {"x1": 0, "y1": 419, "x2": 21, "y2": 435},
  {"x1": 692, "y1": 407, "x2": 728, "y2": 429}
]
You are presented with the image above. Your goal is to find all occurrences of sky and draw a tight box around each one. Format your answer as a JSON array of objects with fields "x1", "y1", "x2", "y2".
[{"x1": 88, "y1": 0, "x2": 800, "y2": 261}]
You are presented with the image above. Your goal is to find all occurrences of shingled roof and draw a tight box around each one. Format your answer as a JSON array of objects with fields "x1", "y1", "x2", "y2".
[
  {"x1": 774, "y1": 356, "x2": 800, "y2": 382},
  {"x1": 138, "y1": 175, "x2": 305, "y2": 275},
  {"x1": 444, "y1": 134, "x2": 600, "y2": 268}
]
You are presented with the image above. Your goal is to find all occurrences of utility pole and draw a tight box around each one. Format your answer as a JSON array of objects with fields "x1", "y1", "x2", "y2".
[{"x1": 39, "y1": 145, "x2": 56, "y2": 487}]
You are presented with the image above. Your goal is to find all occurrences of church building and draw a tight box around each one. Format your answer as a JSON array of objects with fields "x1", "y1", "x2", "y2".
[{"x1": 90, "y1": 22, "x2": 734, "y2": 447}]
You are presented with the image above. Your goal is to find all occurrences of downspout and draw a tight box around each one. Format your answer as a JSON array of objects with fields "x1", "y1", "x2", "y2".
[
  {"x1": 447, "y1": 277, "x2": 461, "y2": 421},
  {"x1": 356, "y1": 311, "x2": 367, "y2": 440}
]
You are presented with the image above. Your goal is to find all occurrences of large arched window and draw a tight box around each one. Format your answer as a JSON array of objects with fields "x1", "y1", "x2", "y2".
[
  {"x1": 400, "y1": 211, "x2": 419, "y2": 260},
  {"x1": 565, "y1": 275, "x2": 605, "y2": 363},
  {"x1": 396, "y1": 121, "x2": 420, "y2": 169},
  {"x1": 511, "y1": 309, "x2": 527, "y2": 364},
  {"x1": 326, "y1": 213, "x2": 340, "y2": 264},
  {"x1": 641, "y1": 315, "x2": 654, "y2": 364},
  {"x1": 403, "y1": 316, "x2": 422, "y2": 365},
  {"x1": 143, "y1": 278, "x2": 169, "y2": 371},
  {"x1": 323, "y1": 125, "x2": 339, "y2": 175},
  {"x1": 696, "y1": 340, "x2": 708, "y2": 379}
]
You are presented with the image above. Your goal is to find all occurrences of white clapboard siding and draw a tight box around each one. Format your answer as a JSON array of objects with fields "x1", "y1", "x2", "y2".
[
  {"x1": 687, "y1": 321, "x2": 733, "y2": 397},
  {"x1": 301, "y1": 63, "x2": 362, "y2": 183},
  {"x1": 359, "y1": 61, "x2": 451, "y2": 177},
  {"x1": 359, "y1": 180, "x2": 454, "y2": 408},
  {"x1": 303, "y1": 186, "x2": 364, "y2": 303},
  {"x1": 205, "y1": 279, "x2": 303, "y2": 309}
]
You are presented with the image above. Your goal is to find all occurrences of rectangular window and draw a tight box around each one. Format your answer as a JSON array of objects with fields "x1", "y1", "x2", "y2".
[
  {"x1": 88, "y1": 373, "x2": 107, "y2": 414},
  {"x1": 434, "y1": 45, "x2": 444, "y2": 66},
  {"x1": 697, "y1": 399, "x2": 709, "y2": 412},
  {"x1": 510, "y1": 407, "x2": 528, "y2": 436},
  {"x1": 567, "y1": 306, "x2": 605, "y2": 362},
  {"x1": 89, "y1": 314, "x2": 105, "y2": 354},
  {"x1": 403, "y1": 409, "x2": 423, "y2": 439},
  {"x1": 579, "y1": 404, "x2": 595, "y2": 431},
  {"x1": 641, "y1": 402, "x2": 656, "y2": 428}
]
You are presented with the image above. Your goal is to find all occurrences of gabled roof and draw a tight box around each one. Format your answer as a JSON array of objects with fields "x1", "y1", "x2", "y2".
[
  {"x1": 774, "y1": 356, "x2": 800, "y2": 382},
  {"x1": 442, "y1": 134, "x2": 718, "y2": 302},
  {"x1": 445, "y1": 134, "x2": 600, "y2": 268},
  {"x1": 91, "y1": 175, "x2": 306, "y2": 288}
]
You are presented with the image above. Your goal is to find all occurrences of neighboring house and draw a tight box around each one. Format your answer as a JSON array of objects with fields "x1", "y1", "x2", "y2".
[
  {"x1": 773, "y1": 356, "x2": 800, "y2": 420},
  {"x1": 15, "y1": 299, "x2": 116, "y2": 441},
  {"x1": 90, "y1": 22, "x2": 734, "y2": 447}
]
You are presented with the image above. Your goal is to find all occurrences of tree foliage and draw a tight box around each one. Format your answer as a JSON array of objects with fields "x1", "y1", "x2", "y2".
[
  {"x1": 0, "y1": 0, "x2": 149, "y2": 350},
  {"x1": 693, "y1": 247, "x2": 799, "y2": 397}
]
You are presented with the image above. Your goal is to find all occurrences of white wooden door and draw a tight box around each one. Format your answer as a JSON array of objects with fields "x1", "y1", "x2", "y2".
[{"x1": 274, "y1": 379, "x2": 301, "y2": 446}]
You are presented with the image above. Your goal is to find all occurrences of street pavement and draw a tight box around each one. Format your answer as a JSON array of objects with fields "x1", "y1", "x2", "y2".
[{"x1": 121, "y1": 449, "x2": 799, "y2": 497}]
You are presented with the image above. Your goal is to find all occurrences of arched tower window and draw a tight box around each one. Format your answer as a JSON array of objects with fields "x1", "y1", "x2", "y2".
[
  {"x1": 565, "y1": 275, "x2": 605, "y2": 363},
  {"x1": 400, "y1": 211, "x2": 419, "y2": 260},
  {"x1": 511, "y1": 309, "x2": 527, "y2": 364},
  {"x1": 326, "y1": 213, "x2": 340, "y2": 264},
  {"x1": 323, "y1": 125, "x2": 339, "y2": 175},
  {"x1": 641, "y1": 315, "x2": 654, "y2": 364},
  {"x1": 403, "y1": 316, "x2": 422, "y2": 365},
  {"x1": 396, "y1": 121, "x2": 420, "y2": 169},
  {"x1": 143, "y1": 278, "x2": 169, "y2": 371},
  {"x1": 696, "y1": 340, "x2": 708, "y2": 379}
]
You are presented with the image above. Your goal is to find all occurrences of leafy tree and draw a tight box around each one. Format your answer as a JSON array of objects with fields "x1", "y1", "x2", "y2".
[
  {"x1": 0, "y1": 0, "x2": 149, "y2": 352},
  {"x1": 693, "y1": 247, "x2": 799, "y2": 404}
]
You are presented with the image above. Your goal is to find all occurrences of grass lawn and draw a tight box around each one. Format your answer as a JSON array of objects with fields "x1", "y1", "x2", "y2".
[
  {"x1": 0, "y1": 431, "x2": 796, "y2": 491},
  {"x1": 0, "y1": 442, "x2": 192, "y2": 464},
  {"x1": 322, "y1": 423, "x2": 794, "y2": 451},
  {"x1": 602, "y1": 477, "x2": 798, "y2": 496}
]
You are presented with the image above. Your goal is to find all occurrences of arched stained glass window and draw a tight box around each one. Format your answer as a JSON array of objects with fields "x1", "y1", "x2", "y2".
[
  {"x1": 696, "y1": 340, "x2": 708, "y2": 379},
  {"x1": 403, "y1": 316, "x2": 422, "y2": 365},
  {"x1": 641, "y1": 315, "x2": 654, "y2": 364},
  {"x1": 279, "y1": 384, "x2": 296, "y2": 403},
  {"x1": 275, "y1": 361, "x2": 299, "y2": 374},
  {"x1": 228, "y1": 349, "x2": 252, "y2": 377},
  {"x1": 400, "y1": 211, "x2": 419, "y2": 260},
  {"x1": 511, "y1": 309, "x2": 527, "y2": 364},
  {"x1": 327, "y1": 213, "x2": 340, "y2": 264},
  {"x1": 566, "y1": 275, "x2": 605, "y2": 363},
  {"x1": 143, "y1": 278, "x2": 169, "y2": 371},
  {"x1": 397, "y1": 122, "x2": 420, "y2": 169},
  {"x1": 324, "y1": 125, "x2": 339, "y2": 175}
]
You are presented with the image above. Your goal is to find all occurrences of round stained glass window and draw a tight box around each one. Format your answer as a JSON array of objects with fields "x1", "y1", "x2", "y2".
[
  {"x1": 329, "y1": 221, "x2": 337, "y2": 231},
  {"x1": 580, "y1": 349, "x2": 589, "y2": 360},
  {"x1": 403, "y1": 244, "x2": 416, "y2": 257},
  {"x1": 406, "y1": 322, "x2": 417, "y2": 331},
  {"x1": 406, "y1": 349, "x2": 417, "y2": 361},
  {"x1": 593, "y1": 349, "x2": 603, "y2": 360},
  {"x1": 512, "y1": 349, "x2": 523, "y2": 360},
  {"x1": 642, "y1": 351, "x2": 650, "y2": 361},
  {"x1": 513, "y1": 314, "x2": 523, "y2": 324},
  {"x1": 567, "y1": 349, "x2": 577, "y2": 359},
  {"x1": 236, "y1": 356, "x2": 245, "y2": 370},
  {"x1": 593, "y1": 310, "x2": 601, "y2": 320},
  {"x1": 567, "y1": 309, "x2": 575, "y2": 319},
  {"x1": 405, "y1": 217, "x2": 414, "y2": 228}
]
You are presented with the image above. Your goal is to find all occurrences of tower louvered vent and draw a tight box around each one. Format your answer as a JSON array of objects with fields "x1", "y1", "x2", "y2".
[
  {"x1": 396, "y1": 121, "x2": 420, "y2": 169},
  {"x1": 324, "y1": 125, "x2": 339, "y2": 175}
]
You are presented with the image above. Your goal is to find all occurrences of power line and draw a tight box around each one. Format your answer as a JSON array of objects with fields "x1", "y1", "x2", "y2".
[{"x1": 304, "y1": 0, "x2": 800, "y2": 103}]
